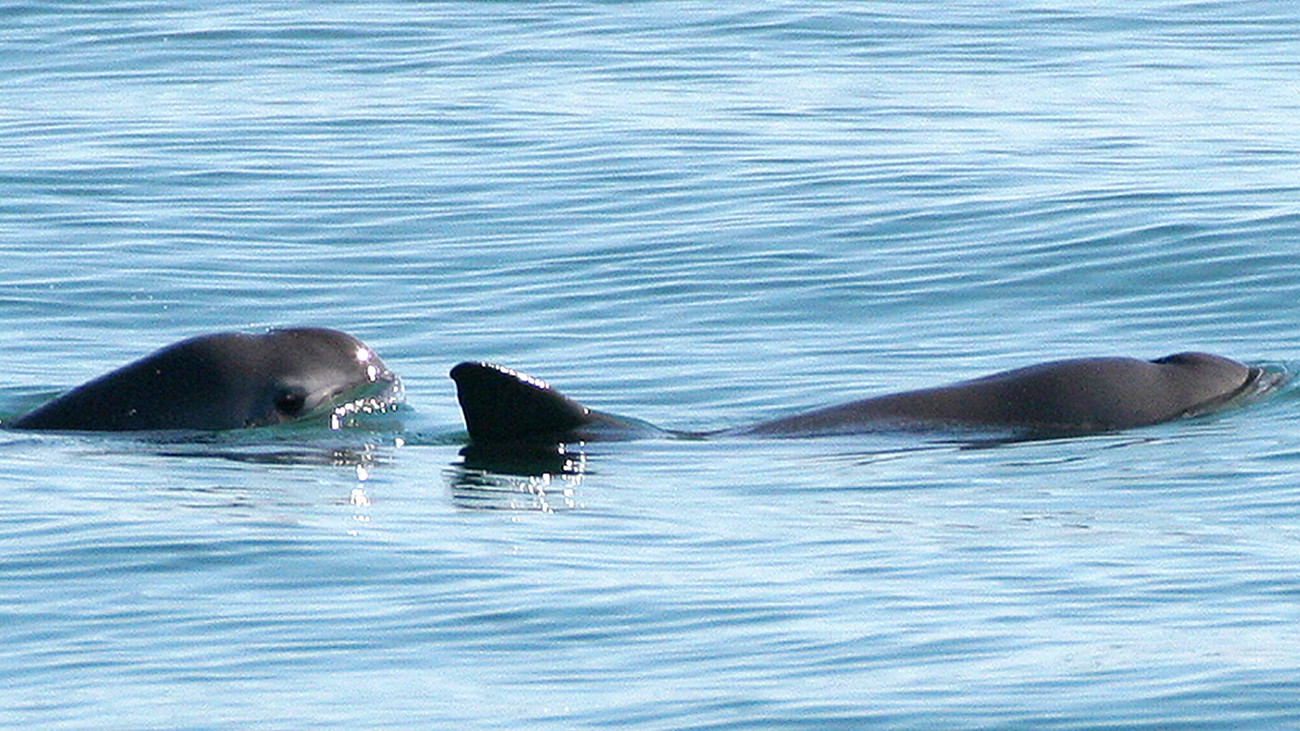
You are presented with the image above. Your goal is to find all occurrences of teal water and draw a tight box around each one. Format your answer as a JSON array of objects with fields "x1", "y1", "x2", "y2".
[{"x1": 5, "y1": 1, "x2": 1300, "y2": 728}]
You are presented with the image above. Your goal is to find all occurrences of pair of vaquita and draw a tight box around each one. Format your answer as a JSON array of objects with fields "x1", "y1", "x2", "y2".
[{"x1": 5, "y1": 328, "x2": 1282, "y2": 442}]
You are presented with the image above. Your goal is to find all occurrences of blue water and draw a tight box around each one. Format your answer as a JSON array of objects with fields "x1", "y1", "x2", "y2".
[{"x1": 5, "y1": 1, "x2": 1300, "y2": 728}]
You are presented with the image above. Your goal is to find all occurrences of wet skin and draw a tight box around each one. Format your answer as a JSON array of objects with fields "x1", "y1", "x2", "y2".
[
  {"x1": 11, "y1": 328, "x2": 400, "y2": 432},
  {"x1": 450, "y1": 353, "x2": 1266, "y2": 444}
]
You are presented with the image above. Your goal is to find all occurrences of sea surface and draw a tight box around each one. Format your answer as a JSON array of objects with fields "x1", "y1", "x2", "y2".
[{"x1": 4, "y1": 1, "x2": 1300, "y2": 728}]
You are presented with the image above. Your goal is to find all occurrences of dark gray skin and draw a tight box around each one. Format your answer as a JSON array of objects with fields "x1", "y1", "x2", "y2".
[
  {"x1": 450, "y1": 353, "x2": 1267, "y2": 444},
  {"x1": 10, "y1": 328, "x2": 400, "y2": 432}
]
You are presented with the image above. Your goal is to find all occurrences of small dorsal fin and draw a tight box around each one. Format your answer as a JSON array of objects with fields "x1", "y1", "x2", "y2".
[{"x1": 449, "y1": 362, "x2": 594, "y2": 443}]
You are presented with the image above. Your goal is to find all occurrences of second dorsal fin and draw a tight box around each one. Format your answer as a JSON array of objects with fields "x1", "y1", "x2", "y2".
[{"x1": 449, "y1": 362, "x2": 595, "y2": 443}]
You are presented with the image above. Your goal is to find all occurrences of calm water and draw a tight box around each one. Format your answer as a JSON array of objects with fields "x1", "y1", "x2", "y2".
[{"x1": 5, "y1": 1, "x2": 1300, "y2": 728}]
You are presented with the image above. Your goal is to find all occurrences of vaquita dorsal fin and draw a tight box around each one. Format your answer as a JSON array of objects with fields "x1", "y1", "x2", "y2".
[{"x1": 449, "y1": 362, "x2": 594, "y2": 443}]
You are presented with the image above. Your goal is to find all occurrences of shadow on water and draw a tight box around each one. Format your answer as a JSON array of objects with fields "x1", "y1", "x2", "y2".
[{"x1": 445, "y1": 443, "x2": 588, "y2": 512}]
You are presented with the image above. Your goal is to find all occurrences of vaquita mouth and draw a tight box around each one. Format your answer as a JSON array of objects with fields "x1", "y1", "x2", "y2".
[{"x1": 324, "y1": 372, "x2": 405, "y2": 430}]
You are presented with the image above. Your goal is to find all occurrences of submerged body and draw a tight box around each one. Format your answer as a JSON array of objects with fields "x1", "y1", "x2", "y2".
[
  {"x1": 450, "y1": 353, "x2": 1268, "y2": 444},
  {"x1": 11, "y1": 328, "x2": 401, "y2": 432}
]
